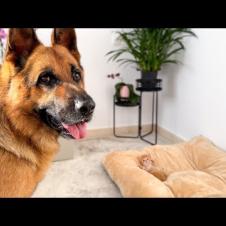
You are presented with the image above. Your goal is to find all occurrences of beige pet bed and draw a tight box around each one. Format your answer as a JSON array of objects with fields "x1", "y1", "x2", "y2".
[{"x1": 103, "y1": 136, "x2": 226, "y2": 197}]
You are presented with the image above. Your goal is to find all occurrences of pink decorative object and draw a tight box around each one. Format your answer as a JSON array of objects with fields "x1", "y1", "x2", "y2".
[
  {"x1": 0, "y1": 28, "x2": 6, "y2": 63},
  {"x1": 120, "y1": 85, "x2": 130, "y2": 98},
  {"x1": 0, "y1": 28, "x2": 6, "y2": 40}
]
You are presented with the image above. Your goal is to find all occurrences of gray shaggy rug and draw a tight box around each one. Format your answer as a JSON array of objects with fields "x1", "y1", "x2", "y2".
[{"x1": 33, "y1": 136, "x2": 171, "y2": 197}]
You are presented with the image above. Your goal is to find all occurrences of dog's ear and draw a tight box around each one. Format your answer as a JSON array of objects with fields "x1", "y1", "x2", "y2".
[
  {"x1": 51, "y1": 28, "x2": 81, "y2": 63},
  {"x1": 5, "y1": 28, "x2": 40, "y2": 69}
]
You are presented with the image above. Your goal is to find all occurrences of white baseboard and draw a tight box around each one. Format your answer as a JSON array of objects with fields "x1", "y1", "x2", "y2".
[
  {"x1": 85, "y1": 125, "x2": 185, "y2": 143},
  {"x1": 86, "y1": 125, "x2": 151, "y2": 139},
  {"x1": 54, "y1": 138, "x2": 74, "y2": 161},
  {"x1": 157, "y1": 126, "x2": 185, "y2": 143}
]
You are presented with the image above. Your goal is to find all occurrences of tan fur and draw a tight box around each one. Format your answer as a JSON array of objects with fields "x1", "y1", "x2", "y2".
[
  {"x1": 139, "y1": 154, "x2": 167, "y2": 181},
  {"x1": 103, "y1": 136, "x2": 226, "y2": 197},
  {"x1": 0, "y1": 28, "x2": 83, "y2": 197}
]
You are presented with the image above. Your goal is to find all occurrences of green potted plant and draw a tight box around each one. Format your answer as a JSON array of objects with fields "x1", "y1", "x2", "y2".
[
  {"x1": 107, "y1": 73, "x2": 139, "y2": 105},
  {"x1": 106, "y1": 28, "x2": 197, "y2": 90}
]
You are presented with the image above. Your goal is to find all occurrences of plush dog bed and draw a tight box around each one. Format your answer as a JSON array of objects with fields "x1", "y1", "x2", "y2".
[{"x1": 103, "y1": 136, "x2": 226, "y2": 197}]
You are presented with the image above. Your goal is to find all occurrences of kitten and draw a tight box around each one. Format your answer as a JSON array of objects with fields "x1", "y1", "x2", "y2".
[{"x1": 139, "y1": 154, "x2": 167, "y2": 181}]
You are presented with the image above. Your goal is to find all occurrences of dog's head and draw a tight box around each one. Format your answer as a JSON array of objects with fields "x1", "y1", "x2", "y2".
[{"x1": 2, "y1": 28, "x2": 95, "y2": 140}]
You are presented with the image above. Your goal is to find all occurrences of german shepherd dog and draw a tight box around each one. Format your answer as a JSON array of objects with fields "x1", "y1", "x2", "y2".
[{"x1": 0, "y1": 28, "x2": 95, "y2": 197}]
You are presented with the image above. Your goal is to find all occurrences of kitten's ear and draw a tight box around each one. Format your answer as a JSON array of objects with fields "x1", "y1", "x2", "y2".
[
  {"x1": 51, "y1": 28, "x2": 81, "y2": 63},
  {"x1": 5, "y1": 28, "x2": 41, "y2": 69}
]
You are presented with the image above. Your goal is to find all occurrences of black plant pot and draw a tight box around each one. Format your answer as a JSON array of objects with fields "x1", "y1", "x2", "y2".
[
  {"x1": 136, "y1": 71, "x2": 162, "y2": 91},
  {"x1": 141, "y1": 71, "x2": 158, "y2": 80}
]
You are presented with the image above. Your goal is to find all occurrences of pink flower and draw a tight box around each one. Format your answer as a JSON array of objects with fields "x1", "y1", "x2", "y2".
[{"x1": 0, "y1": 29, "x2": 7, "y2": 40}]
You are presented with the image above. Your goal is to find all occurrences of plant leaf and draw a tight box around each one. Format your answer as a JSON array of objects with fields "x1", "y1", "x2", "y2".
[{"x1": 105, "y1": 28, "x2": 197, "y2": 71}]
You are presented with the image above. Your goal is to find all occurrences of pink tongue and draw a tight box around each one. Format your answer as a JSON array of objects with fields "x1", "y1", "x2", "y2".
[{"x1": 62, "y1": 122, "x2": 87, "y2": 139}]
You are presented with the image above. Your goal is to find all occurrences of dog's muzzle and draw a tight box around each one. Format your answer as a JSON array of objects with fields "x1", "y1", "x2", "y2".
[{"x1": 36, "y1": 93, "x2": 95, "y2": 140}]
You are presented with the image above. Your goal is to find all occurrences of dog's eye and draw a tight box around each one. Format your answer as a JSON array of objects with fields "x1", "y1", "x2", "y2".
[
  {"x1": 37, "y1": 72, "x2": 58, "y2": 87},
  {"x1": 71, "y1": 65, "x2": 81, "y2": 82},
  {"x1": 39, "y1": 74, "x2": 50, "y2": 83}
]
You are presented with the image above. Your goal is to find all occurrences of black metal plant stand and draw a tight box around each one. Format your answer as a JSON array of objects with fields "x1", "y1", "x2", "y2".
[{"x1": 113, "y1": 79, "x2": 162, "y2": 145}]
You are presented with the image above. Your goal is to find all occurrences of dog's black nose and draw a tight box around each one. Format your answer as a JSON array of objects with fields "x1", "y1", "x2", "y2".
[
  {"x1": 79, "y1": 100, "x2": 95, "y2": 115},
  {"x1": 75, "y1": 95, "x2": 95, "y2": 116}
]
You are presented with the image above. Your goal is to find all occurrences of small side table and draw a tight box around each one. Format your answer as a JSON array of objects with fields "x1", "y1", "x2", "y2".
[
  {"x1": 113, "y1": 96, "x2": 140, "y2": 139},
  {"x1": 113, "y1": 79, "x2": 162, "y2": 145}
]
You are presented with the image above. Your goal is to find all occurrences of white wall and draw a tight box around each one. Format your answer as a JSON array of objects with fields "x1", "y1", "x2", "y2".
[
  {"x1": 75, "y1": 29, "x2": 153, "y2": 129},
  {"x1": 158, "y1": 29, "x2": 226, "y2": 150}
]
